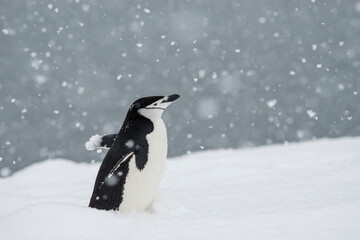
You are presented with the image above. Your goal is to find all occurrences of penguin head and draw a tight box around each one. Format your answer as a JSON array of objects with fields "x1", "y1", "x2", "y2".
[{"x1": 131, "y1": 94, "x2": 180, "y2": 119}]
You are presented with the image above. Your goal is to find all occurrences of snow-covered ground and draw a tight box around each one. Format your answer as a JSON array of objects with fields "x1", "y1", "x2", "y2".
[{"x1": 1, "y1": 138, "x2": 359, "y2": 240}]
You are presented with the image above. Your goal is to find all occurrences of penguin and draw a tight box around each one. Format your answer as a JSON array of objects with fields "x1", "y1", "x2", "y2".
[{"x1": 87, "y1": 94, "x2": 180, "y2": 211}]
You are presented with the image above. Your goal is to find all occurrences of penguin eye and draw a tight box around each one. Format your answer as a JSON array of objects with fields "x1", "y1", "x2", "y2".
[{"x1": 154, "y1": 103, "x2": 157, "y2": 106}]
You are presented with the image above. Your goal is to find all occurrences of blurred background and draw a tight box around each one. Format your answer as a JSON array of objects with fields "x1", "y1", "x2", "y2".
[{"x1": 0, "y1": 0, "x2": 359, "y2": 177}]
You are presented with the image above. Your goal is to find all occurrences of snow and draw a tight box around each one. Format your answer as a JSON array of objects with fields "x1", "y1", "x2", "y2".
[
  {"x1": 1, "y1": 138, "x2": 360, "y2": 240},
  {"x1": 2, "y1": 1, "x2": 359, "y2": 176},
  {"x1": 307, "y1": 109, "x2": 318, "y2": 119},
  {"x1": 2, "y1": 29, "x2": 9, "y2": 35},
  {"x1": 266, "y1": 99, "x2": 277, "y2": 108},
  {"x1": 84, "y1": 134, "x2": 103, "y2": 150}
]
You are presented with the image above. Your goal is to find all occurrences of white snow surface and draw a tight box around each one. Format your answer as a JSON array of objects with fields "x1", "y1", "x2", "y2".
[{"x1": 1, "y1": 137, "x2": 360, "y2": 240}]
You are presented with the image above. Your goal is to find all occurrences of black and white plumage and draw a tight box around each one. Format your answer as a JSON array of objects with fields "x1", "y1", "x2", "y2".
[{"x1": 87, "y1": 94, "x2": 180, "y2": 211}]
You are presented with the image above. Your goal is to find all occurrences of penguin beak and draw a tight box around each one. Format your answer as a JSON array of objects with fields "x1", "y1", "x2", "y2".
[{"x1": 162, "y1": 94, "x2": 180, "y2": 103}]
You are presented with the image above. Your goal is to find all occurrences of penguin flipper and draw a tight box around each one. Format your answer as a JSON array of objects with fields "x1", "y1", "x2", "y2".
[
  {"x1": 85, "y1": 134, "x2": 117, "y2": 150},
  {"x1": 89, "y1": 151, "x2": 134, "y2": 210},
  {"x1": 100, "y1": 134, "x2": 118, "y2": 148},
  {"x1": 108, "y1": 152, "x2": 134, "y2": 178}
]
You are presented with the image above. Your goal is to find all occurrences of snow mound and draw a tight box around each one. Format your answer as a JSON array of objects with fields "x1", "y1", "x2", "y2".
[{"x1": 1, "y1": 138, "x2": 360, "y2": 240}]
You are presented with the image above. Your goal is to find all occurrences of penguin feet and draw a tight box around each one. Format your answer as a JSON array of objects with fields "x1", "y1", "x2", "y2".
[{"x1": 145, "y1": 201, "x2": 156, "y2": 214}]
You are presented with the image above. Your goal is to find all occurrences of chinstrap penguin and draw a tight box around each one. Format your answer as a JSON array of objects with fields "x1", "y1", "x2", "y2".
[{"x1": 87, "y1": 94, "x2": 180, "y2": 211}]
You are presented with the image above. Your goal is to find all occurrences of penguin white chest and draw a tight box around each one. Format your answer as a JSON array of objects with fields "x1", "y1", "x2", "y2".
[{"x1": 119, "y1": 119, "x2": 167, "y2": 211}]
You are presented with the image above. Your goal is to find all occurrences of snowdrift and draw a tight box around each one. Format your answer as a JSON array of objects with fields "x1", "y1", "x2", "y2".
[{"x1": 1, "y1": 138, "x2": 359, "y2": 240}]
